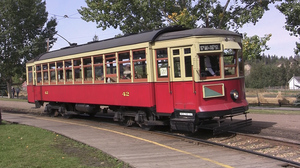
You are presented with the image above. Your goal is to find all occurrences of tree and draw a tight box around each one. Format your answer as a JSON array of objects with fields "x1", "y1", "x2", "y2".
[
  {"x1": 277, "y1": 0, "x2": 300, "y2": 55},
  {"x1": 79, "y1": 0, "x2": 276, "y2": 34},
  {"x1": 0, "y1": 0, "x2": 57, "y2": 98},
  {"x1": 242, "y1": 33, "x2": 272, "y2": 61}
]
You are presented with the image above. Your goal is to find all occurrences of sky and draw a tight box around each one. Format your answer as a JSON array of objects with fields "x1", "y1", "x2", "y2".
[{"x1": 45, "y1": 0, "x2": 299, "y2": 57}]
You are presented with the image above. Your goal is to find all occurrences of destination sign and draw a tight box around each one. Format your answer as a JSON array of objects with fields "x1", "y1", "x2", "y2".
[{"x1": 199, "y1": 44, "x2": 221, "y2": 51}]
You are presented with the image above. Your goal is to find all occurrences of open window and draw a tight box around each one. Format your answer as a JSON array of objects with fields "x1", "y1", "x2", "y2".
[
  {"x1": 83, "y1": 57, "x2": 92, "y2": 83},
  {"x1": 105, "y1": 53, "x2": 117, "y2": 83},
  {"x1": 65, "y1": 60, "x2": 72, "y2": 84},
  {"x1": 73, "y1": 59, "x2": 82, "y2": 83},
  {"x1": 94, "y1": 55, "x2": 104, "y2": 83},
  {"x1": 133, "y1": 49, "x2": 147, "y2": 82},
  {"x1": 57, "y1": 62, "x2": 64, "y2": 84},
  {"x1": 118, "y1": 51, "x2": 131, "y2": 82},
  {"x1": 36, "y1": 65, "x2": 42, "y2": 85},
  {"x1": 42, "y1": 64, "x2": 49, "y2": 84},
  {"x1": 199, "y1": 54, "x2": 220, "y2": 80},
  {"x1": 49, "y1": 63, "x2": 56, "y2": 84}
]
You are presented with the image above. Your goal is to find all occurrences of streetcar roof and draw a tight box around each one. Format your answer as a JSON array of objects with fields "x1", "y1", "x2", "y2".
[{"x1": 31, "y1": 27, "x2": 241, "y2": 62}]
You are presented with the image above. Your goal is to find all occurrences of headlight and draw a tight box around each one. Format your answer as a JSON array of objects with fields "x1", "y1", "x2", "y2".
[{"x1": 230, "y1": 90, "x2": 239, "y2": 101}]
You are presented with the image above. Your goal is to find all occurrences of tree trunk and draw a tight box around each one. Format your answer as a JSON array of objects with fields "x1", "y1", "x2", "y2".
[{"x1": 6, "y1": 79, "x2": 12, "y2": 99}]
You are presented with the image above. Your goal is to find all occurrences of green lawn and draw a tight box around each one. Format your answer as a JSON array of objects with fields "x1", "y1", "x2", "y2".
[{"x1": 0, "y1": 121, "x2": 131, "y2": 168}]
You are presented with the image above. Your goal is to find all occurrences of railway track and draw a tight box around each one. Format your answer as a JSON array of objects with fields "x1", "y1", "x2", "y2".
[
  {"x1": 3, "y1": 109, "x2": 300, "y2": 167},
  {"x1": 155, "y1": 131, "x2": 300, "y2": 168}
]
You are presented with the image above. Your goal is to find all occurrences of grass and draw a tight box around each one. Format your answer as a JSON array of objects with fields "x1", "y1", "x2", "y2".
[
  {"x1": 0, "y1": 97, "x2": 28, "y2": 102},
  {"x1": 0, "y1": 121, "x2": 131, "y2": 168}
]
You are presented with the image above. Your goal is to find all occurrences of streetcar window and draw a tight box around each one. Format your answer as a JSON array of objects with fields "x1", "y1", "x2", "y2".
[
  {"x1": 83, "y1": 57, "x2": 92, "y2": 82},
  {"x1": 42, "y1": 64, "x2": 49, "y2": 84},
  {"x1": 105, "y1": 53, "x2": 117, "y2": 83},
  {"x1": 36, "y1": 65, "x2": 42, "y2": 84},
  {"x1": 173, "y1": 57, "x2": 181, "y2": 78},
  {"x1": 73, "y1": 59, "x2": 82, "y2": 82},
  {"x1": 118, "y1": 52, "x2": 131, "y2": 81},
  {"x1": 156, "y1": 49, "x2": 168, "y2": 78},
  {"x1": 65, "y1": 60, "x2": 73, "y2": 83},
  {"x1": 57, "y1": 62, "x2": 64, "y2": 83},
  {"x1": 50, "y1": 63, "x2": 56, "y2": 83},
  {"x1": 133, "y1": 49, "x2": 147, "y2": 80},
  {"x1": 94, "y1": 56, "x2": 104, "y2": 82},
  {"x1": 185, "y1": 56, "x2": 192, "y2": 77},
  {"x1": 27, "y1": 67, "x2": 33, "y2": 85},
  {"x1": 238, "y1": 49, "x2": 244, "y2": 76},
  {"x1": 224, "y1": 49, "x2": 237, "y2": 77},
  {"x1": 184, "y1": 48, "x2": 191, "y2": 54},
  {"x1": 199, "y1": 55, "x2": 220, "y2": 78},
  {"x1": 173, "y1": 49, "x2": 180, "y2": 55}
]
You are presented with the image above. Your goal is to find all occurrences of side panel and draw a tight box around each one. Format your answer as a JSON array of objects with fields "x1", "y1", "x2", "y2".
[
  {"x1": 154, "y1": 82, "x2": 174, "y2": 113},
  {"x1": 195, "y1": 78, "x2": 248, "y2": 113},
  {"x1": 31, "y1": 83, "x2": 155, "y2": 107},
  {"x1": 172, "y1": 81, "x2": 197, "y2": 110},
  {"x1": 27, "y1": 85, "x2": 35, "y2": 103}
]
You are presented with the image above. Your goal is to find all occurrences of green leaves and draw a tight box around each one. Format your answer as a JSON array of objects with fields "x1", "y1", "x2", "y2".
[
  {"x1": 242, "y1": 33, "x2": 272, "y2": 61},
  {"x1": 79, "y1": 0, "x2": 276, "y2": 34},
  {"x1": 0, "y1": 0, "x2": 57, "y2": 93},
  {"x1": 277, "y1": 0, "x2": 300, "y2": 55}
]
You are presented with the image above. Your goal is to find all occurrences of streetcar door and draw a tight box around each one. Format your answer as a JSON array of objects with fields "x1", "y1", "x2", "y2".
[{"x1": 170, "y1": 47, "x2": 194, "y2": 110}]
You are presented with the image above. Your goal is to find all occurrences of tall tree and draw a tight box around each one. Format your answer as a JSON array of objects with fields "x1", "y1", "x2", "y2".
[
  {"x1": 0, "y1": 0, "x2": 57, "y2": 98},
  {"x1": 277, "y1": 0, "x2": 300, "y2": 55},
  {"x1": 242, "y1": 33, "x2": 272, "y2": 61},
  {"x1": 79, "y1": 0, "x2": 275, "y2": 34}
]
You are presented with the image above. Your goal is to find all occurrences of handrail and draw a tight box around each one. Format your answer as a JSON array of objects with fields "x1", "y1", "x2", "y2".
[
  {"x1": 168, "y1": 66, "x2": 172, "y2": 94},
  {"x1": 192, "y1": 65, "x2": 196, "y2": 94}
]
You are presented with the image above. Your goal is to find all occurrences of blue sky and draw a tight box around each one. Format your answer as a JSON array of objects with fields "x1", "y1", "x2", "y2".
[{"x1": 46, "y1": 0, "x2": 299, "y2": 57}]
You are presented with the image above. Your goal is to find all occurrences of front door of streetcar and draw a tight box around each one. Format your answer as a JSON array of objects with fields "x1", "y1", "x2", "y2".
[{"x1": 170, "y1": 47, "x2": 195, "y2": 110}]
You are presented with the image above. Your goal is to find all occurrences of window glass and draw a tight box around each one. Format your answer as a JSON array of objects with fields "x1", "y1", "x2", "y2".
[
  {"x1": 119, "y1": 52, "x2": 131, "y2": 80},
  {"x1": 28, "y1": 67, "x2": 33, "y2": 84},
  {"x1": 184, "y1": 48, "x2": 191, "y2": 54},
  {"x1": 50, "y1": 63, "x2": 56, "y2": 83},
  {"x1": 57, "y1": 62, "x2": 64, "y2": 83},
  {"x1": 36, "y1": 65, "x2": 41, "y2": 84},
  {"x1": 73, "y1": 59, "x2": 82, "y2": 82},
  {"x1": 173, "y1": 57, "x2": 181, "y2": 78},
  {"x1": 157, "y1": 49, "x2": 168, "y2": 58},
  {"x1": 105, "y1": 54, "x2": 116, "y2": 75},
  {"x1": 173, "y1": 49, "x2": 180, "y2": 55},
  {"x1": 94, "y1": 56, "x2": 104, "y2": 81},
  {"x1": 42, "y1": 64, "x2": 49, "y2": 83},
  {"x1": 238, "y1": 49, "x2": 244, "y2": 76},
  {"x1": 156, "y1": 49, "x2": 168, "y2": 78},
  {"x1": 105, "y1": 54, "x2": 117, "y2": 83},
  {"x1": 83, "y1": 57, "x2": 92, "y2": 81},
  {"x1": 200, "y1": 55, "x2": 220, "y2": 78},
  {"x1": 133, "y1": 50, "x2": 147, "y2": 79},
  {"x1": 65, "y1": 60, "x2": 72, "y2": 82},
  {"x1": 224, "y1": 49, "x2": 237, "y2": 76},
  {"x1": 185, "y1": 56, "x2": 192, "y2": 77}
]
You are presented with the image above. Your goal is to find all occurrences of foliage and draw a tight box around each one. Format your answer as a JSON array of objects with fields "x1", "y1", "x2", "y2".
[
  {"x1": 277, "y1": 0, "x2": 300, "y2": 54},
  {"x1": 79, "y1": 0, "x2": 275, "y2": 34},
  {"x1": 242, "y1": 33, "x2": 272, "y2": 61},
  {"x1": 0, "y1": 0, "x2": 57, "y2": 98},
  {"x1": 245, "y1": 55, "x2": 300, "y2": 88}
]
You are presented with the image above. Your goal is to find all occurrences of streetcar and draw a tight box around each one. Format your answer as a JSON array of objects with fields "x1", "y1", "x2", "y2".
[{"x1": 26, "y1": 26, "x2": 251, "y2": 133}]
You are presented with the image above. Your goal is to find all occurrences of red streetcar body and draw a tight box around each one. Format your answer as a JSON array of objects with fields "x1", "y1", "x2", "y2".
[{"x1": 26, "y1": 27, "x2": 251, "y2": 133}]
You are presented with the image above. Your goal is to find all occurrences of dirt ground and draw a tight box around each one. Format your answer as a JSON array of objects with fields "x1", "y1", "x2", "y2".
[{"x1": 1, "y1": 99, "x2": 299, "y2": 144}]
